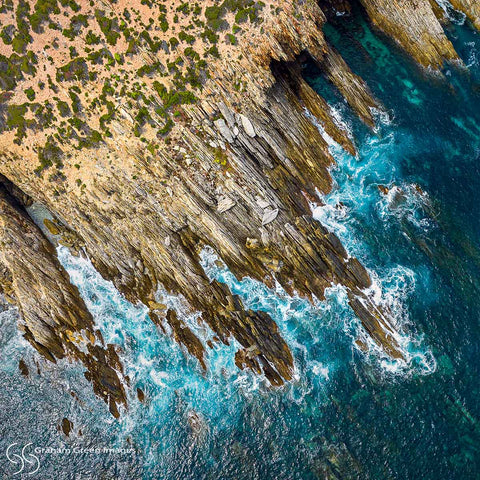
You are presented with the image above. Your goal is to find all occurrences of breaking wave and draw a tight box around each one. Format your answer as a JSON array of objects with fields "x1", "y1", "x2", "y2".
[{"x1": 307, "y1": 107, "x2": 436, "y2": 376}]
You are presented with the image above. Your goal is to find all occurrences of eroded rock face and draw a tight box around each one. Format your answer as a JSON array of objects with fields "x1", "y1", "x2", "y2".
[
  {"x1": 448, "y1": 0, "x2": 480, "y2": 29},
  {"x1": 331, "y1": 0, "x2": 480, "y2": 69},
  {"x1": 359, "y1": 0, "x2": 458, "y2": 68},
  {"x1": 0, "y1": 183, "x2": 126, "y2": 417},
  {"x1": 0, "y1": 0, "x2": 476, "y2": 414}
]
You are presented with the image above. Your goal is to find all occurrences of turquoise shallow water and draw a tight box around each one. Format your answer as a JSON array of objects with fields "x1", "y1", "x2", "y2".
[{"x1": 1, "y1": 5, "x2": 480, "y2": 479}]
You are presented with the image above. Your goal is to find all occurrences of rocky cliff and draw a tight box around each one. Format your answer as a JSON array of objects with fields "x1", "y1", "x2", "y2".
[
  {"x1": 0, "y1": 0, "x2": 477, "y2": 415},
  {"x1": 0, "y1": 177, "x2": 126, "y2": 416},
  {"x1": 448, "y1": 0, "x2": 480, "y2": 29}
]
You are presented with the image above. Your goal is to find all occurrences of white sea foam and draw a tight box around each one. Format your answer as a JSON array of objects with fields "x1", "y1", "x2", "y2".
[
  {"x1": 466, "y1": 42, "x2": 479, "y2": 68},
  {"x1": 303, "y1": 108, "x2": 338, "y2": 149},
  {"x1": 305, "y1": 105, "x2": 436, "y2": 377},
  {"x1": 58, "y1": 245, "x2": 275, "y2": 425},
  {"x1": 201, "y1": 243, "x2": 435, "y2": 383},
  {"x1": 200, "y1": 247, "x2": 341, "y2": 389},
  {"x1": 303, "y1": 107, "x2": 351, "y2": 153},
  {"x1": 349, "y1": 264, "x2": 435, "y2": 376},
  {"x1": 56, "y1": 148, "x2": 436, "y2": 429},
  {"x1": 371, "y1": 106, "x2": 395, "y2": 130},
  {"x1": 311, "y1": 361, "x2": 330, "y2": 380},
  {"x1": 434, "y1": 0, "x2": 466, "y2": 24},
  {"x1": 376, "y1": 183, "x2": 435, "y2": 231},
  {"x1": 330, "y1": 104, "x2": 355, "y2": 135},
  {"x1": 149, "y1": 370, "x2": 169, "y2": 387}
]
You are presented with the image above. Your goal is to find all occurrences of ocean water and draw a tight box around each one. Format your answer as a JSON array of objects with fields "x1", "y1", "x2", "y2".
[{"x1": 1, "y1": 5, "x2": 480, "y2": 479}]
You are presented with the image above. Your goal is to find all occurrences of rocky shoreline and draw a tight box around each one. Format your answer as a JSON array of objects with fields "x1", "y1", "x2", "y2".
[{"x1": 0, "y1": 0, "x2": 477, "y2": 415}]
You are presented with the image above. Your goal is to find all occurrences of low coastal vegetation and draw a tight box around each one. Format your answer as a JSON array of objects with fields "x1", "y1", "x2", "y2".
[{"x1": 0, "y1": 0, "x2": 269, "y2": 175}]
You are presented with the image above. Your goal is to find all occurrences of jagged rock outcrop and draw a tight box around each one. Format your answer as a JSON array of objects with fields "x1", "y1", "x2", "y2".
[
  {"x1": 326, "y1": 0, "x2": 480, "y2": 69},
  {"x1": 0, "y1": 0, "x2": 476, "y2": 413},
  {"x1": 359, "y1": 0, "x2": 458, "y2": 68},
  {"x1": 448, "y1": 0, "x2": 480, "y2": 29},
  {"x1": 321, "y1": 0, "x2": 479, "y2": 69},
  {"x1": 0, "y1": 181, "x2": 126, "y2": 417}
]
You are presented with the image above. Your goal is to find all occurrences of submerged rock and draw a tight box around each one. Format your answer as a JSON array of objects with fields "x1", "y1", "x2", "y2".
[
  {"x1": 18, "y1": 359, "x2": 29, "y2": 377},
  {"x1": 61, "y1": 418, "x2": 73, "y2": 437},
  {"x1": 136, "y1": 388, "x2": 145, "y2": 403}
]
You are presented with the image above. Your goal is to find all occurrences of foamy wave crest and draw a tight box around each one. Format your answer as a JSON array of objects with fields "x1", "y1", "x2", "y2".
[
  {"x1": 303, "y1": 108, "x2": 338, "y2": 149},
  {"x1": 371, "y1": 106, "x2": 395, "y2": 130},
  {"x1": 357, "y1": 266, "x2": 435, "y2": 376},
  {"x1": 330, "y1": 104, "x2": 355, "y2": 134},
  {"x1": 200, "y1": 246, "x2": 340, "y2": 393},
  {"x1": 466, "y1": 41, "x2": 479, "y2": 69},
  {"x1": 376, "y1": 183, "x2": 436, "y2": 231},
  {"x1": 306, "y1": 105, "x2": 435, "y2": 375},
  {"x1": 303, "y1": 106, "x2": 354, "y2": 155},
  {"x1": 311, "y1": 191, "x2": 353, "y2": 254},
  {"x1": 201, "y1": 245, "x2": 436, "y2": 383},
  {"x1": 57, "y1": 246, "x2": 264, "y2": 428},
  {"x1": 310, "y1": 129, "x2": 399, "y2": 256}
]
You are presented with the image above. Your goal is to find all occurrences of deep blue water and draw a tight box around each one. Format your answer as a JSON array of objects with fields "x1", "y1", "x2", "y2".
[{"x1": 1, "y1": 5, "x2": 480, "y2": 479}]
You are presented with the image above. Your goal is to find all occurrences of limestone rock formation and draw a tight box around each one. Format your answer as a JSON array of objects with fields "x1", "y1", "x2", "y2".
[
  {"x1": 359, "y1": 0, "x2": 458, "y2": 68},
  {"x1": 448, "y1": 0, "x2": 480, "y2": 29},
  {"x1": 0, "y1": 180, "x2": 126, "y2": 416},
  {"x1": 0, "y1": 0, "x2": 477, "y2": 414}
]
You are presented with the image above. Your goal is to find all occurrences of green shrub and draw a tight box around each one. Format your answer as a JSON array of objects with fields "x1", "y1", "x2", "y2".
[
  {"x1": 178, "y1": 31, "x2": 195, "y2": 44},
  {"x1": 87, "y1": 48, "x2": 113, "y2": 65},
  {"x1": 0, "y1": 25, "x2": 14, "y2": 45},
  {"x1": 201, "y1": 28, "x2": 218, "y2": 44},
  {"x1": 206, "y1": 45, "x2": 220, "y2": 58},
  {"x1": 59, "y1": 0, "x2": 81, "y2": 12},
  {"x1": 140, "y1": 31, "x2": 161, "y2": 53},
  {"x1": 62, "y1": 13, "x2": 88, "y2": 40},
  {"x1": 158, "y1": 118, "x2": 173, "y2": 135},
  {"x1": 57, "y1": 100, "x2": 70, "y2": 117},
  {"x1": 13, "y1": 0, "x2": 32, "y2": 53},
  {"x1": 6, "y1": 103, "x2": 27, "y2": 130},
  {"x1": 85, "y1": 30, "x2": 101, "y2": 45},
  {"x1": 0, "y1": 52, "x2": 37, "y2": 91},
  {"x1": 56, "y1": 57, "x2": 89, "y2": 82},
  {"x1": 176, "y1": 2, "x2": 189, "y2": 14},
  {"x1": 30, "y1": 0, "x2": 60, "y2": 32},
  {"x1": 68, "y1": 88, "x2": 82, "y2": 112},
  {"x1": 12, "y1": 34, "x2": 29, "y2": 54},
  {"x1": 24, "y1": 86, "x2": 35, "y2": 100},
  {"x1": 205, "y1": 6, "x2": 223, "y2": 22},
  {"x1": 35, "y1": 136, "x2": 63, "y2": 174},
  {"x1": 95, "y1": 9, "x2": 120, "y2": 46},
  {"x1": 158, "y1": 13, "x2": 168, "y2": 32},
  {"x1": 184, "y1": 47, "x2": 199, "y2": 60}
]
